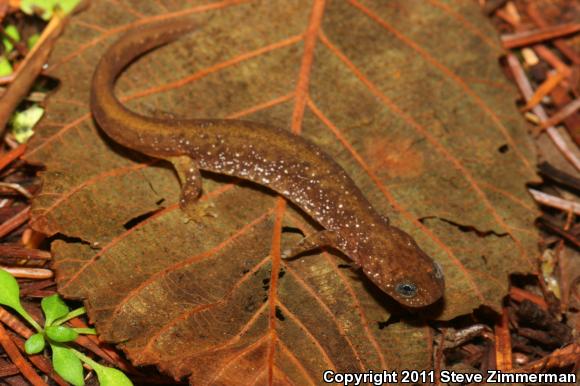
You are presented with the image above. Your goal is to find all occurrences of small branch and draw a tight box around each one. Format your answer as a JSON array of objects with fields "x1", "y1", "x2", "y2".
[
  {"x1": 532, "y1": 45, "x2": 571, "y2": 77},
  {"x1": 514, "y1": 343, "x2": 580, "y2": 373},
  {"x1": 0, "y1": 306, "x2": 34, "y2": 339},
  {"x1": 527, "y1": 4, "x2": 580, "y2": 64},
  {"x1": 0, "y1": 182, "x2": 32, "y2": 199},
  {"x1": 8, "y1": 333, "x2": 69, "y2": 386},
  {"x1": 509, "y1": 287, "x2": 548, "y2": 310},
  {"x1": 507, "y1": 55, "x2": 580, "y2": 171},
  {"x1": 536, "y1": 217, "x2": 580, "y2": 249},
  {"x1": 0, "y1": 266, "x2": 53, "y2": 279},
  {"x1": 529, "y1": 189, "x2": 580, "y2": 215},
  {"x1": 0, "y1": 144, "x2": 26, "y2": 172},
  {"x1": 0, "y1": 12, "x2": 68, "y2": 133},
  {"x1": 494, "y1": 308, "x2": 513, "y2": 371},
  {"x1": 0, "y1": 206, "x2": 29, "y2": 238},
  {"x1": 502, "y1": 23, "x2": 580, "y2": 49},
  {"x1": 522, "y1": 71, "x2": 565, "y2": 111},
  {"x1": 537, "y1": 162, "x2": 580, "y2": 192},
  {"x1": 0, "y1": 243, "x2": 51, "y2": 260},
  {"x1": 541, "y1": 98, "x2": 580, "y2": 129},
  {"x1": 0, "y1": 322, "x2": 48, "y2": 386}
]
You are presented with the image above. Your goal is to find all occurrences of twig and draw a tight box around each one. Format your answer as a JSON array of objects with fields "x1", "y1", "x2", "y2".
[
  {"x1": 0, "y1": 266, "x2": 53, "y2": 279},
  {"x1": 502, "y1": 23, "x2": 580, "y2": 49},
  {"x1": 495, "y1": 8, "x2": 519, "y2": 28},
  {"x1": 0, "y1": 243, "x2": 51, "y2": 260},
  {"x1": 527, "y1": 4, "x2": 580, "y2": 64},
  {"x1": 19, "y1": 279, "x2": 55, "y2": 296},
  {"x1": 550, "y1": 85, "x2": 580, "y2": 146},
  {"x1": 0, "y1": 182, "x2": 32, "y2": 199},
  {"x1": 536, "y1": 217, "x2": 580, "y2": 249},
  {"x1": 0, "y1": 322, "x2": 47, "y2": 386},
  {"x1": 514, "y1": 343, "x2": 579, "y2": 372},
  {"x1": 9, "y1": 332, "x2": 69, "y2": 386},
  {"x1": 529, "y1": 189, "x2": 580, "y2": 215},
  {"x1": 494, "y1": 308, "x2": 512, "y2": 371},
  {"x1": 522, "y1": 71, "x2": 565, "y2": 111},
  {"x1": 509, "y1": 287, "x2": 548, "y2": 310},
  {"x1": 0, "y1": 11, "x2": 68, "y2": 133},
  {"x1": 0, "y1": 204, "x2": 24, "y2": 221},
  {"x1": 537, "y1": 162, "x2": 580, "y2": 192},
  {"x1": 0, "y1": 361, "x2": 19, "y2": 377},
  {"x1": 0, "y1": 205, "x2": 29, "y2": 238},
  {"x1": 532, "y1": 45, "x2": 571, "y2": 77},
  {"x1": 0, "y1": 144, "x2": 26, "y2": 172},
  {"x1": 0, "y1": 307, "x2": 33, "y2": 339},
  {"x1": 541, "y1": 98, "x2": 580, "y2": 129},
  {"x1": 507, "y1": 55, "x2": 580, "y2": 171}
]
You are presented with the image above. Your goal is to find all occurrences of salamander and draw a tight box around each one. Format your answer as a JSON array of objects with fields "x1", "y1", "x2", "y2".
[{"x1": 90, "y1": 18, "x2": 444, "y2": 308}]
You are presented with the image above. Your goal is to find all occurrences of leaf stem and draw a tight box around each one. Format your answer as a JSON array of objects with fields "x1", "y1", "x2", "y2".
[
  {"x1": 72, "y1": 327, "x2": 96, "y2": 335},
  {"x1": 53, "y1": 307, "x2": 86, "y2": 326},
  {"x1": 68, "y1": 347, "x2": 101, "y2": 370},
  {"x1": 15, "y1": 305, "x2": 43, "y2": 332}
]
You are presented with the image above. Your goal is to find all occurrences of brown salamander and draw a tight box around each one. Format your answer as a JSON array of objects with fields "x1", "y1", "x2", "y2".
[{"x1": 90, "y1": 19, "x2": 444, "y2": 307}]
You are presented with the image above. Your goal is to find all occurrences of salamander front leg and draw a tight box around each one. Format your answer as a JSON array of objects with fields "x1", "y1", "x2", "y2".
[
  {"x1": 281, "y1": 230, "x2": 341, "y2": 259},
  {"x1": 169, "y1": 156, "x2": 213, "y2": 220}
]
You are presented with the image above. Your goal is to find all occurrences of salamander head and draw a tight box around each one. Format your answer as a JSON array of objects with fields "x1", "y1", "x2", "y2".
[{"x1": 360, "y1": 226, "x2": 444, "y2": 308}]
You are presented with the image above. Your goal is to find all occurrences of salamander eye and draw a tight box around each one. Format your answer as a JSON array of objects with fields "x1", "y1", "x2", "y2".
[{"x1": 395, "y1": 282, "x2": 417, "y2": 298}]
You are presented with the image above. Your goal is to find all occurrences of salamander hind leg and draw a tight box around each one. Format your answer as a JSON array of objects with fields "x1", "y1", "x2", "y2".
[
  {"x1": 169, "y1": 156, "x2": 215, "y2": 221},
  {"x1": 281, "y1": 230, "x2": 341, "y2": 260}
]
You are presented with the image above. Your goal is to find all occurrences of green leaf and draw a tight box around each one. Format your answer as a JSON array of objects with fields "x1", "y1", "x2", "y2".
[
  {"x1": 25, "y1": 333, "x2": 46, "y2": 354},
  {"x1": 27, "y1": 33, "x2": 40, "y2": 49},
  {"x1": 70, "y1": 348, "x2": 133, "y2": 386},
  {"x1": 10, "y1": 105, "x2": 43, "y2": 143},
  {"x1": 46, "y1": 325, "x2": 78, "y2": 342},
  {"x1": 0, "y1": 268, "x2": 22, "y2": 310},
  {"x1": 20, "y1": 0, "x2": 81, "y2": 20},
  {"x1": 0, "y1": 269, "x2": 43, "y2": 331},
  {"x1": 53, "y1": 306, "x2": 86, "y2": 326},
  {"x1": 2, "y1": 24, "x2": 21, "y2": 53},
  {"x1": 20, "y1": 0, "x2": 56, "y2": 20},
  {"x1": 51, "y1": 344, "x2": 84, "y2": 386},
  {"x1": 41, "y1": 294, "x2": 69, "y2": 326},
  {"x1": 93, "y1": 365, "x2": 134, "y2": 386},
  {"x1": 0, "y1": 56, "x2": 13, "y2": 77},
  {"x1": 56, "y1": 0, "x2": 82, "y2": 15}
]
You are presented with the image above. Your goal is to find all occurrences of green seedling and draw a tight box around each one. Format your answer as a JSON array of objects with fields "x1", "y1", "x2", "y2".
[
  {"x1": 0, "y1": 24, "x2": 20, "y2": 78},
  {"x1": 25, "y1": 333, "x2": 46, "y2": 354},
  {"x1": 2, "y1": 24, "x2": 21, "y2": 53},
  {"x1": 0, "y1": 55, "x2": 13, "y2": 76},
  {"x1": 10, "y1": 104, "x2": 44, "y2": 143},
  {"x1": 0, "y1": 269, "x2": 133, "y2": 385}
]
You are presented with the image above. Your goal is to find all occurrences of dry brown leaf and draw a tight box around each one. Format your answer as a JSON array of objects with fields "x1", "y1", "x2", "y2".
[{"x1": 25, "y1": 0, "x2": 539, "y2": 383}]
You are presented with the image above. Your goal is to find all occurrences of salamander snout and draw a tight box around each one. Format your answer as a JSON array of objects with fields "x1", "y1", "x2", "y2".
[{"x1": 361, "y1": 226, "x2": 445, "y2": 308}]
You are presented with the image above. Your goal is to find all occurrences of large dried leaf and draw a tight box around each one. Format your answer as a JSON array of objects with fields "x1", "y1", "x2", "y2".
[{"x1": 26, "y1": 0, "x2": 538, "y2": 383}]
